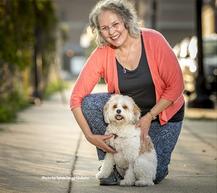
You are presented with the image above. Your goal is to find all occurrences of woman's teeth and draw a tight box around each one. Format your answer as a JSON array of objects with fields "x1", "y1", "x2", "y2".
[{"x1": 111, "y1": 35, "x2": 119, "y2": 40}]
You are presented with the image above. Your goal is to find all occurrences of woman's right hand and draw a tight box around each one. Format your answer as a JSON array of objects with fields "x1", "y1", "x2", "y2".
[{"x1": 86, "y1": 134, "x2": 117, "y2": 154}]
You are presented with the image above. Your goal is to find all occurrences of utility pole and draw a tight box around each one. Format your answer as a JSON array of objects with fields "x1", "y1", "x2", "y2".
[
  {"x1": 151, "y1": 0, "x2": 157, "y2": 29},
  {"x1": 188, "y1": 0, "x2": 214, "y2": 108}
]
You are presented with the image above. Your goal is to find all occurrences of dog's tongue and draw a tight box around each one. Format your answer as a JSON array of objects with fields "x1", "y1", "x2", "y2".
[{"x1": 115, "y1": 115, "x2": 123, "y2": 120}]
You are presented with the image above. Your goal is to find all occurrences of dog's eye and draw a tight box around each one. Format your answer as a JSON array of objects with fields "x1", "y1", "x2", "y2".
[
  {"x1": 113, "y1": 104, "x2": 117, "y2": 109},
  {"x1": 123, "y1": 105, "x2": 128, "y2": 109}
]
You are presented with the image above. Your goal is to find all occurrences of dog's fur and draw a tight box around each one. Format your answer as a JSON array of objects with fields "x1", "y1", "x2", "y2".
[{"x1": 96, "y1": 94, "x2": 157, "y2": 186}]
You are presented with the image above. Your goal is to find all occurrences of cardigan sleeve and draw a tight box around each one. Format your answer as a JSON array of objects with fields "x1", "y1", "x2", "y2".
[
  {"x1": 70, "y1": 48, "x2": 103, "y2": 109},
  {"x1": 154, "y1": 32, "x2": 184, "y2": 102}
]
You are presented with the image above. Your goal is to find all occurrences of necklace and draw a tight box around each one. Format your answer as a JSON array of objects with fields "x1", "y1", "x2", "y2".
[
  {"x1": 123, "y1": 66, "x2": 127, "y2": 73},
  {"x1": 117, "y1": 46, "x2": 131, "y2": 74},
  {"x1": 122, "y1": 46, "x2": 131, "y2": 74},
  {"x1": 116, "y1": 38, "x2": 137, "y2": 74}
]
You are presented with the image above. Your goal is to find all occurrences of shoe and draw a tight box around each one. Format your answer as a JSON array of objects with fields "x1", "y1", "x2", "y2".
[
  {"x1": 154, "y1": 170, "x2": 168, "y2": 184},
  {"x1": 99, "y1": 166, "x2": 123, "y2": 186}
]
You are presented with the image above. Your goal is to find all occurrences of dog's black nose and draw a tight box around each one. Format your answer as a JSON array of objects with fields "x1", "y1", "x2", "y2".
[{"x1": 116, "y1": 109, "x2": 121, "y2": 114}]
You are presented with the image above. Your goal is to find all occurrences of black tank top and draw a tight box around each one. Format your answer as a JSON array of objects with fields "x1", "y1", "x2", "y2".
[{"x1": 116, "y1": 36, "x2": 184, "y2": 122}]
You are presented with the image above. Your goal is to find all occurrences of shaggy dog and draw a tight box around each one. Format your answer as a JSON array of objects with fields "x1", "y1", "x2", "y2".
[{"x1": 96, "y1": 94, "x2": 157, "y2": 186}]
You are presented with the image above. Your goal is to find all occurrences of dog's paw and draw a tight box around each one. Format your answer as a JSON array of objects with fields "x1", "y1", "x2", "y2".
[
  {"x1": 135, "y1": 180, "x2": 154, "y2": 186},
  {"x1": 96, "y1": 171, "x2": 109, "y2": 179},
  {"x1": 120, "y1": 179, "x2": 135, "y2": 186}
]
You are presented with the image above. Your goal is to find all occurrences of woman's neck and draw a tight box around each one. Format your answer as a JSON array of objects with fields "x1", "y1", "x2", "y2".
[
  {"x1": 117, "y1": 35, "x2": 138, "y2": 53},
  {"x1": 115, "y1": 34, "x2": 142, "y2": 71}
]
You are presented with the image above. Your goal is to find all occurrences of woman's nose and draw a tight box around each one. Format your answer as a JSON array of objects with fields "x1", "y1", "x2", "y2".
[{"x1": 108, "y1": 26, "x2": 115, "y2": 35}]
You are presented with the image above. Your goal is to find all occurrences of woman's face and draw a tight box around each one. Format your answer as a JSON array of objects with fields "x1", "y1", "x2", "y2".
[{"x1": 98, "y1": 10, "x2": 129, "y2": 48}]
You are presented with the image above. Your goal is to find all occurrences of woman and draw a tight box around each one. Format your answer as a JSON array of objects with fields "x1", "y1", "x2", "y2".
[{"x1": 70, "y1": 0, "x2": 185, "y2": 185}]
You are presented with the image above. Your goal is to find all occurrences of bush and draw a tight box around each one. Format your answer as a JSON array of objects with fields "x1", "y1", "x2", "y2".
[
  {"x1": 44, "y1": 80, "x2": 68, "y2": 98},
  {"x1": 0, "y1": 91, "x2": 29, "y2": 122}
]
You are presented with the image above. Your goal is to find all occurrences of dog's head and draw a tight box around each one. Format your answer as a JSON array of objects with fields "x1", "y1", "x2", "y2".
[{"x1": 103, "y1": 94, "x2": 141, "y2": 125}]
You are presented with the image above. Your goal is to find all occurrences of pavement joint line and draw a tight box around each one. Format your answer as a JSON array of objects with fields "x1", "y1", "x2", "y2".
[
  {"x1": 67, "y1": 131, "x2": 83, "y2": 193},
  {"x1": 171, "y1": 174, "x2": 217, "y2": 177},
  {"x1": 184, "y1": 124, "x2": 217, "y2": 150}
]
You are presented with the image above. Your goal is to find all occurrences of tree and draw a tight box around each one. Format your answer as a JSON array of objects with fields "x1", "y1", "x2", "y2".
[{"x1": 0, "y1": 0, "x2": 57, "y2": 122}]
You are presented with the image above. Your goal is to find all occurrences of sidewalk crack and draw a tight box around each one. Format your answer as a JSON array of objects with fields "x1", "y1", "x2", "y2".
[{"x1": 67, "y1": 131, "x2": 83, "y2": 193}]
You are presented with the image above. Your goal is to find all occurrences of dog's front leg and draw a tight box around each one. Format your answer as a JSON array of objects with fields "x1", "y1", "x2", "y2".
[
  {"x1": 120, "y1": 163, "x2": 135, "y2": 186},
  {"x1": 96, "y1": 153, "x2": 115, "y2": 179}
]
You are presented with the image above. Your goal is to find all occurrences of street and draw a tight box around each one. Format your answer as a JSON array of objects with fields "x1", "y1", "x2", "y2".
[{"x1": 0, "y1": 84, "x2": 216, "y2": 193}]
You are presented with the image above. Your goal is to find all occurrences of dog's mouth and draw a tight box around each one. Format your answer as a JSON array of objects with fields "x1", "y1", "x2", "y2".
[{"x1": 115, "y1": 115, "x2": 124, "y2": 121}]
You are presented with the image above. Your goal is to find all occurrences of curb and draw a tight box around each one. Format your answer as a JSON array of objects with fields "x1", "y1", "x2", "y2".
[{"x1": 185, "y1": 108, "x2": 217, "y2": 120}]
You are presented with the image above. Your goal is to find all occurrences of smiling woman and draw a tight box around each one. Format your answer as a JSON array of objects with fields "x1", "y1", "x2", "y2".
[
  {"x1": 89, "y1": 0, "x2": 140, "y2": 46},
  {"x1": 70, "y1": 0, "x2": 185, "y2": 186}
]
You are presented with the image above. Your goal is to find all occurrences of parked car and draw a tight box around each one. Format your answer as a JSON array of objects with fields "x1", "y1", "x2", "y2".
[{"x1": 173, "y1": 34, "x2": 217, "y2": 96}]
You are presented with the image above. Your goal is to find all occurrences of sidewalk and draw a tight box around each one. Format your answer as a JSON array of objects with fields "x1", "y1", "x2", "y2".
[{"x1": 0, "y1": 84, "x2": 216, "y2": 193}]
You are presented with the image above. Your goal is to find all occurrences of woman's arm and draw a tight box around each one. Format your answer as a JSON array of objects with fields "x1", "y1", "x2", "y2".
[
  {"x1": 70, "y1": 48, "x2": 116, "y2": 153},
  {"x1": 137, "y1": 30, "x2": 184, "y2": 141},
  {"x1": 72, "y1": 107, "x2": 116, "y2": 153},
  {"x1": 136, "y1": 99, "x2": 172, "y2": 142},
  {"x1": 70, "y1": 48, "x2": 103, "y2": 110}
]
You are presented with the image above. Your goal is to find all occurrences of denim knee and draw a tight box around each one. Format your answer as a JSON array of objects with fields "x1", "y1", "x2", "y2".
[
  {"x1": 82, "y1": 93, "x2": 111, "y2": 111},
  {"x1": 81, "y1": 93, "x2": 111, "y2": 135},
  {"x1": 149, "y1": 121, "x2": 182, "y2": 182}
]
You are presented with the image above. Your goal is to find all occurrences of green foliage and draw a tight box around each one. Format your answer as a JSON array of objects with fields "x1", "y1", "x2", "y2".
[
  {"x1": 0, "y1": 91, "x2": 29, "y2": 122},
  {"x1": 0, "y1": 0, "x2": 57, "y2": 68},
  {"x1": 0, "y1": 0, "x2": 58, "y2": 122},
  {"x1": 44, "y1": 80, "x2": 68, "y2": 98},
  {"x1": 0, "y1": 0, "x2": 34, "y2": 69}
]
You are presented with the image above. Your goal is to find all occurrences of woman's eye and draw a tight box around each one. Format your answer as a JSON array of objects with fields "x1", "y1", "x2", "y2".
[{"x1": 100, "y1": 27, "x2": 107, "y2": 31}]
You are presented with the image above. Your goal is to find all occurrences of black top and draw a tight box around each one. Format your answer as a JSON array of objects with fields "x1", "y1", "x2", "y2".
[{"x1": 116, "y1": 36, "x2": 184, "y2": 122}]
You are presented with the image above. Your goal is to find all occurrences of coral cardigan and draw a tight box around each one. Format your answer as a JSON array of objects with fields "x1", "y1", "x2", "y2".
[{"x1": 70, "y1": 28, "x2": 185, "y2": 125}]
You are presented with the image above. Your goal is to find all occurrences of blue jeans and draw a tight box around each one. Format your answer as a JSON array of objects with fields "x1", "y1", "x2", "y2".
[{"x1": 81, "y1": 93, "x2": 182, "y2": 182}]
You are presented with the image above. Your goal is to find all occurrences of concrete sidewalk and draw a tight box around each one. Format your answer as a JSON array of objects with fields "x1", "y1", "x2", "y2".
[{"x1": 0, "y1": 84, "x2": 216, "y2": 193}]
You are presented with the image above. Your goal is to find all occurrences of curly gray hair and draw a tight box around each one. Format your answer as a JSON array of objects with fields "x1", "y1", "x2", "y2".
[{"x1": 89, "y1": 0, "x2": 140, "y2": 46}]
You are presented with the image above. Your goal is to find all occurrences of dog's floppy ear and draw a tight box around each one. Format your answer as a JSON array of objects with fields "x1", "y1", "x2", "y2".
[
  {"x1": 103, "y1": 101, "x2": 110, "y2": 123},
  {"x1": 133, "y1": 102, "x2": 141, "y2": 123}
]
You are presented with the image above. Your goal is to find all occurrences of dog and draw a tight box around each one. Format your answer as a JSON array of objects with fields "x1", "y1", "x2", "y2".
[{"x1": 96, "y1": 94, "x2": 157, "y2": 186}]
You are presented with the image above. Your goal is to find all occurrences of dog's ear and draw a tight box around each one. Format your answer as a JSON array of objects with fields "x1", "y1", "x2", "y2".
[
  {"x1": 103, "y1": 101, "x2": 110, "y2": 123},
  {"x1": 133, "y1": 102, "x2": 141, "y2": 123}
]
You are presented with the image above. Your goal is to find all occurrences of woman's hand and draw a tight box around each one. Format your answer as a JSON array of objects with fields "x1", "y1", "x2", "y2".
[
  {"x1": 86, "y1": 134, "x2": 117, "y2": 154},
  {"x1": 136, "y1": 113, "x2": 152, "y2": 142}
]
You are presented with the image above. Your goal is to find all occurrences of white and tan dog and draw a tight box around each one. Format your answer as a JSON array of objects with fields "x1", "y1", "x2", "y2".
[{"x1": 96, "y1": 94, "x2": 157, "y2": 186}]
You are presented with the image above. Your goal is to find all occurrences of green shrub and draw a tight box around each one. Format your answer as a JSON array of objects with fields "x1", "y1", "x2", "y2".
[
  {"x1": 44, "y1": 80, "x2": 68, "y2": 98},
  {"x1": 0, "y1": 104, "x2": 16, "y2": 122},
  {"x1": 0, "y1": 91, "x2": 29, "y2": 123}
]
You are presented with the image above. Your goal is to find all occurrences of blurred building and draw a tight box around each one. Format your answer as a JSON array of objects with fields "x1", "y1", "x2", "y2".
[
  {"x1": 53, "y1": 0, "x2": 98, "y2": 77},
  {"x1": 142, "y1": 0, "x2": 195, "y2": 46},
  {"x1": 53, "y1": 0, "x2": 98, "y2": 46}
]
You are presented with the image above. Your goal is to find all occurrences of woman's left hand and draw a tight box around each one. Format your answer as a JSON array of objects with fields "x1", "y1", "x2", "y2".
[{"x1": 136, "y1": 113, "x2": 152, "y2": 142}]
